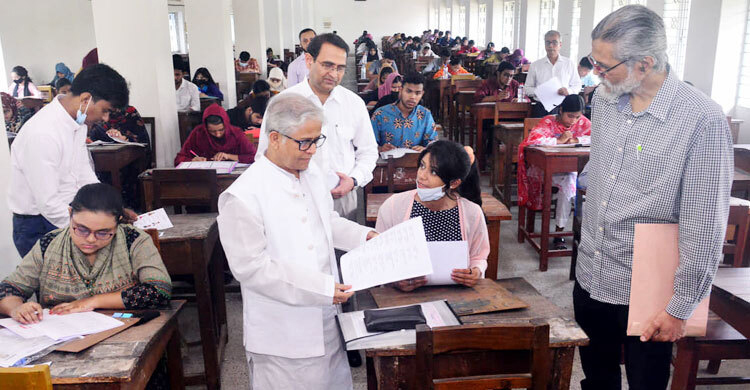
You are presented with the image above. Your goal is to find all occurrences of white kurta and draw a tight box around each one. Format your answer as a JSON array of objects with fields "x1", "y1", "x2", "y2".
[
  {"x1": 217, "y1": 155, "x2": 372, "y2": 389},
  {"x1": 256, "y1": 80, "x2": 379, "y2": 217}
]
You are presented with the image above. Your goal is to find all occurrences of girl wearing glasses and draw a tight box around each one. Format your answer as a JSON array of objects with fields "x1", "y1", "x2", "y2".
[{"x1": 0, "y1": 183, "x2": 172, "y2": 324}]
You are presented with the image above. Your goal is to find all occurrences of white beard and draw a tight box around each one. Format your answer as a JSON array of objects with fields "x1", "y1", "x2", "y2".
[{"x1": 598, "y1": 66, "x2": 641, "y2": 101}]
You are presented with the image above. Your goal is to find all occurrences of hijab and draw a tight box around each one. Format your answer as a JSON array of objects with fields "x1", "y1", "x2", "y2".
[
  {"x1": 268, "y1": 67, "x2": 287, "y2": 92},
  {"x1": 509, "y1": 49, "x2": 527, "y2": 67},
  {"x1": 52, "y1": 63, "x2": 75, "y2": 84},
  {"x1": 378, "y1": 72, "x2": 401, "y2": 100}
]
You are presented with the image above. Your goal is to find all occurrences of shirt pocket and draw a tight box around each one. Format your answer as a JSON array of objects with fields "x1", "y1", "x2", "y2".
[{"x1": 635, "y1": 151, "x2": 671, "y2": 194}]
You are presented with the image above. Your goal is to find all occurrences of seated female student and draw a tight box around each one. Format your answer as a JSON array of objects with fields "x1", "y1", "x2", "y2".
[
  {"x1": 193, "y1": 67, "x2": 224, "y2": 101},
  {"x1": 359, "y1": 45, "x2": 380, "y2": 66},
  {"x1": 372, "y1": 73, "x2": 403, "y2": 111},
  {"x1": 0, "y1": 183, "x2": 172, "y2": 324},
  {"x1": 2, "y1": 92, "x2": 32, "y2": 134},
  {"x1": 268, "y1": 67, "x2": 287, "y2": 92},
  {"x1": 376, "y1": 141, "x2": 489, "y2": 291},
  {"x1": 7, "y1": 66, "x2": 41, "y2": 99},
  {"x1": 363, "y1": 65, "x2": 393, "y2": 93},
  {"x1": 175, "y1": 103, "x2": 257, "y2": 164},
  {"x1": 517, "y1": 95, "x2": 590, "y2": 250},
  {"x1": 362, "y1": 71, "x2": 400, "y2": 107},
  {"x1": 50, "y1": 62, "x2": 75, "y2": 87}
]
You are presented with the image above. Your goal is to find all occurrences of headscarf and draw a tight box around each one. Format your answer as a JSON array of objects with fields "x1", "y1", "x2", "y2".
[
  {"x1": 366, "y1": 47, "x2": 380, "y2": 62},
  {"x1": 268, "y1": 67, "x2": 287, "y2": 92},
  {"x1": 420, "y1": 44, "x2": 437, "y2": 58},
  {"x1": 174, "y1": 103, "x2": 257, "y2": 165},
  {"x1": 508, "y1": 49, "x2": 528, "y2": 68},
  {"x1": 378, "y1": 72, "x2": 401, "y2": 99},
  {"x1": 1, "y1": 92, "x2": 18, "y2": 120},
  {"x1": 51, "y1": 63, "x2": 75, "y2": 85}
]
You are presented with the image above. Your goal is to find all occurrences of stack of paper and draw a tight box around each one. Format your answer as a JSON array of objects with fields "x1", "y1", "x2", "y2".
[
  {"x1": 425, "y1": 241, "x2": 469, "y2": 285},
  {"x1": 380, "y1": 148, "x2": 420, "y2": 160},
  {"x1": 176, "y1": 160, "x2": 238, "y2": 174},
  {"x1": 0, "y1": 310, "x2": 124, "y2": 341},
  {"x1": 133, "y1": 208, "x2": 174, "y2": 230},
  {"x1": 0, "y1": 329, "x2": 62, "y2": 367}
]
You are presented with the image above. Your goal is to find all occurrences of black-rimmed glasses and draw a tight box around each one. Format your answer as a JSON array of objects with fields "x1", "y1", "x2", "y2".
[
  {"x1": 277, "y1": 132, "x2": 327, "y2": 151},
  {"x1": 587, "y1": 54, "x2": 628, "y2": 76},
  {"x1": 71, "y1": 221, "x2": 115, "y2": 240}
]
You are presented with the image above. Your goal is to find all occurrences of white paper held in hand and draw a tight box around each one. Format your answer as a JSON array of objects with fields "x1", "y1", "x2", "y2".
[
  {"x1": 133, "y1": 208, "x2": 173, "y2": 230},
  {"x1": 340, "y1": 217, "x2": 433, "y2": 291},
  {"x1": 534, "y1": 76, "x2": 566, "y2": 112},
  {"x1": 425, "y1": 241, "x2": 469, "y2": 285}
]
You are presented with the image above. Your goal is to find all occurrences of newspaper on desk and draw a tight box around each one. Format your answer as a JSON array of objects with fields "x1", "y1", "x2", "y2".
[{"x1": 340, "y1": 217, "x2": 433, "y2": 291}]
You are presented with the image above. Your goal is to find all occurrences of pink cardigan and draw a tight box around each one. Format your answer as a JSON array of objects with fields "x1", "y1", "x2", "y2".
[{"x1": 375, "y1": 189, "x2": 490, "y2": 276}]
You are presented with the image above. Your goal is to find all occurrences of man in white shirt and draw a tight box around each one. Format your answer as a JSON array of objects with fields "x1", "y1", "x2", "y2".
[
  {"x1": 174, "y1": 57, "x2": 200, "y2": 112},
  {"x1": 8, "y1": 64, "x2": 129, "y2": 257},
  {"x1": 258, "y1": 33, "x2": 379, "y2": 219},
  {"x1": 525, "y1": 30, "x2": 582, "y2": 116},
  {"x1": 287, "y1": 28, "x2": 317, "y2": 87},
  {"x1": 218, "y1": 93, "x2": 377, "y2": 389}
]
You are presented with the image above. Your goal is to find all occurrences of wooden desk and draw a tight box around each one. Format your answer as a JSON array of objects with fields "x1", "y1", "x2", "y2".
[
  {"x1": 159, "y1": 214, "x2": 228, "y2": 389},
  {"x1": 368, "y1": 158, "x2": 418, "y2": 190},
  {"x1": 48, "y1": 300, "x2": 186, "y2": 389},
  {"x1": 139, "y1": 168, "x2": 246, "y2": 211},
  {"x1": 365, "y1": 192, "x2": 512, "y2": 280},
  {"x1": 520, "y1": 146, "x2": 590, "y2": 271},
  {"x1": 453, "y1": 90, "x2": 475, "y2": 145},
  {"x1": 471, "y1": 102, "x2": 496, "y2": 170},
  {"x1": 88, "y1": 144, "x2": 148, "y2": 190},
  {"x1": 200, "y1": 97, "x2": 220, "y2": 111},
  {"x1": 177, "y1": 111, "x2": 202, "y2": 145},
  {"x1": 733, "y1": 167, "x2": 750, "y2": 199},
  {"x1": 360, "y1": 277, "x2": 588, "y2": 390},
  {"x1": 710, "y1": 267, "x2": 750, "y2": 339},
  {"x1": 491, "y1": 122, "x2": 525, "y2": 207}
]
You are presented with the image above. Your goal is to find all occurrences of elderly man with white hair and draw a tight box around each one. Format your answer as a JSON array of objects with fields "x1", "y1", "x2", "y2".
[
  {"x1": 525, "y1": 30, "x2": 582, "y2": 117},
  {"x1": 574, "y1": 5, "x2": 732, "y2": 389},
  {"x1": 217, "y1": 93, "x2": 377, "y2": 389}
]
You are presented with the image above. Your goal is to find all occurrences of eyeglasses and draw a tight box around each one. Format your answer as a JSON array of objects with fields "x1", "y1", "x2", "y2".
[
  {"x1": 317, "y1": 61, "x2": 347, "y2": 74},
  {"x1": 277, "y1": 131, "x2": 327, "y2": 151},
  {"x1": 587, "y1": 54, "x2": 628, "y2": 76},
  {"x1": 71, "y1": 221, "x2": 115, "y2": 240},
  {"x1": 544, "y1": 40, "x2": 560, "y2": 46}
]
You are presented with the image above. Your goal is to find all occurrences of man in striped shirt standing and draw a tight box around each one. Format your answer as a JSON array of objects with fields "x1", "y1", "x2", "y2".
[{"x1": 575, "y1": 5, "x2": 733, "y2": 389}]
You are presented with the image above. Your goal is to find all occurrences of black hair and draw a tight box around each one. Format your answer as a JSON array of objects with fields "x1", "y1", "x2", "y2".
[
  {"x1": 11, "y1": 66, "x2": 29, "y2": 80},
  {"x1": 239, "y1": 51, "x2": 250, "y2": 61},
  {"x1": 560, "y1": 94, "x2": 585, "y2": 113},
  {"x1": 497, "y1": 61, "x2": 515, "y2": 74},
  {"x1": 193, "y1": 67, "x2": 216, "y2": 85},
  {"x1": 55, "y1": 78, "x2": 72, "y2": 90},
  {"x1": 172, "y1": 54, "x2": 185, "y2": 71},
  {"x1": 70, "y1": 64, "x2": 129, "y2": 110},
  {"x1": 252, "y1": 79, "x2": 271, "y2": 94},
  {"x1": 383, "y1": 51, "x2": 395, "y2": 60},
  {"x1": 439, "y1": 49, "x2": 452, "y2": 58},
  {"x1": 486, "y1": 42, "x2": 495, "y2": 50},
  {"x1": 266, "y1": 48, "x2": 274, "y2": 54},
  {"x1": 306, "y1": 33, "x2": 350, "y2": 60},
  {"x1": 205, "y1": 114, "x2": 224, "y2": 126},
  {"x1": 402, "y1": 72, "x2": 425, "y2": 87},
  {"x1": 379, "y1": 67, "x2": 394, "y2": 82},
  {"x1": 468, "y1": 40, "x2": 475, "y2": 45},
  {"x1": 299, "y1": 28, "x2": 316, "y2": 39},
  {"x1": 438, "y1": 32, "x2": 444, "y2": 36},
  {"x1": 449, "y1": 56, "x2": 462, "y2": 66},
  {"x1": 500, "y1": 47, "x2": 511, "y2": 54},
  {"x1": 579, "y1": 56, "x2": 593, "y2": 70},
  {"x1": 445, "y1": 30, "x2": 451, "y2": 34},
  {"x1": 70, "y1": 183, "x2": 124, "y2": 222},
  {"x1": 249, "y1": 96, "x2": 268, "y2": 116},
  {"x1": 418, "y1": 140, "x2": 482, "y2": 206}
]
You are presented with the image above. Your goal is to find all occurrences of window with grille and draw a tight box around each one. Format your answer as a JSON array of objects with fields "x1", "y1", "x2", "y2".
[
  {"x1": 168, "y1": 12, "x2": 187, "y2": 54},
  {"x1": 459, "y1": 4, "x2": 467, "y2": 37},
  {"x1": 663, "y1": 0, "x2": 691, "y2": 79},
  {"x1": 441, "y1": 3, "x2": 451, "y2": 31},
  {"x1": 478, "y1": 3, "x2": 487, "y2": 46},
  {"x1": 569, "y1": 0, "x2": 581, "y2": 62},
  {"x1": 736, "y1": 2, "x2": 750, "y2": 107},
  {"x1": 611, "y1": 0, "x2": 645, "y2": 11},
  {"x1": 538, "y1": 0, "x2": 559, "y2": 59},
  {"x1": 502, "y1": 0, "x2": 516, "y2": 49}
]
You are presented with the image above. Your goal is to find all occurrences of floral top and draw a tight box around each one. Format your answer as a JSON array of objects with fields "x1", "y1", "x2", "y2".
[{"x1": 371, "y1": 103, "x2": 438, "y2": 148}]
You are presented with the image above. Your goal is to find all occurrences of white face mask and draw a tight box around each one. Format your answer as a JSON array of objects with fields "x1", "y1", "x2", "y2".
[
  {"x1": 239, "y1": 62, "x2": 248, "y2": 67},
  {"x1": 75, "y1": 99, "x2": 91, "y2": 125},
  {"x1": 416, "y1": 183, "x2": 445, "y2": 202}
]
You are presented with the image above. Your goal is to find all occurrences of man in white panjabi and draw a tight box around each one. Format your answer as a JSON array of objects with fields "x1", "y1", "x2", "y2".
[{"x1": 217, "y1": 93, "x2": 377, "y2": 389}]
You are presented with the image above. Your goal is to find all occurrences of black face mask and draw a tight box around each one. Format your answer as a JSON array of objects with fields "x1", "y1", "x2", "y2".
[
  {"x1": 13, "y1": 79, "x2": 23, "y2": 84},
  {"x1": 390, "y1": 91, "x2": 399, "y2": 99},
  {"x1": 194, "y1": 79, "x2": 208, "y2": 86}
]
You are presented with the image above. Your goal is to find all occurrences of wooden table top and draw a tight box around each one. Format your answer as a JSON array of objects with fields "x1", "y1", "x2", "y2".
[
  {"x1": 366, "y1": 192, "x2": 512, "y2": 222},
  {"x1": 359, "y1": 277, "x2": 588, "y2": 354},
  {"x1": 495, "y1": 122, "x2": 524, "y2": 130},
  {"x1": 159, "y1": 213, "x2": 218, "y2": 242},
  {"x1": 713, "y1": 267, "x2": 750, "y2": 304},
  {"x1": 138, "y1": 167, "x2": 248, "y2": 181},
  {"x1": 526, "y1": 145, "x2": 591, "y2": 156},
  {"x1": 87, "y1": 143, "x2": 145, "y2": 153},
  {"x1": 734, "y1": 167, "x2": 750, "y2": 183},
  {"x1": 47, "y1": 300, "x2": 185, "y2": 385}
]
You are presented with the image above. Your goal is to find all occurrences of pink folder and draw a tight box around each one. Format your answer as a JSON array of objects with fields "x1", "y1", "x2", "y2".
[{"x1": 627, "y1": 224, "x2": 709, "y2": 337}]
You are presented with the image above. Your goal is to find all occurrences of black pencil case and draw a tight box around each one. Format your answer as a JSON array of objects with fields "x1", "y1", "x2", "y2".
[{"x1": 364, "y1": 305, "x2": 426, "y2": 332}]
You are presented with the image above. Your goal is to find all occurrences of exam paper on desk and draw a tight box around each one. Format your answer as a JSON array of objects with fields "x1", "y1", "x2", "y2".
[
  {"x1": 341, "y1": 217, "x2": 433, "y2": 291},
  {"x1": 0, "y1": 309, "x2": 124, "y2": 341}
]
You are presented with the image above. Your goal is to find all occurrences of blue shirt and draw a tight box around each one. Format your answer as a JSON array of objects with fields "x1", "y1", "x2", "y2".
[{"x1": 371, "y1": 103, "x2": 437, "y2": 148}]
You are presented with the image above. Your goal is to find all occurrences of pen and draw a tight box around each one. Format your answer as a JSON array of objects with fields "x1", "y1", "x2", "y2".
[
  {"x1": 636, "y1": 144, "x2": 642, "y2": 161},
  {"x1": 190, "y1": 150, "x2": 199, "y2": 158}
]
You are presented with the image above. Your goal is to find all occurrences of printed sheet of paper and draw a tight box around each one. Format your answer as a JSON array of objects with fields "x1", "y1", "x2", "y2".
[
  {"x1": 534, "y1": 76, "x2": 566, "y2": 112},
  {"x1": 0, "y1": 310, "x2": 124, "y2": 341},
  {"x1": 425, "y1": 241, "x2": 469, "y2": 285},
  {"x1": 627, "y1": 224, "x2": 709, "y2": 337},
  {"x1": 0, "y1": 329, "x2": 61, "y2": 367},
  {"x1": 133, "y1": 208, "x2": 173, "y2": 231},
  {"x1": 380, "y1": 148, "x2": 419, "y2": 160},
  {"x1": 341, "y1": 217, "x2": 432, "y2": 291},
  {"x1": 176, "y1": 161, "x2": 237, "y2": 174}
]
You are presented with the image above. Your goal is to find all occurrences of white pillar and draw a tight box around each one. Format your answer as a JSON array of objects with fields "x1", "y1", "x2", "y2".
[
  {"x1": 234, "y1": 0, "x2": 268, "y2": 76},
  {"x1": 683, "y1": 0, "x2": 721, "y2": 95},
  {"x1": 283, "y1": 0, "x2": 296, "y2": 52},
  {"x1": 524, "y1": 0, "x2": 540, "y2": 59},
  {"x1": 264, "y1": 0, "x2": 284, "y2": 65},
  {"x1": 0, "y1": 34, "x2": 20, "y2": 279},
  {"x1": 184, "y1": 0, "x2": 237, "y2": 108},
  {"x1": 91, "y1": 0, "x2": 180, "y2": 169},
  {"x1": 558, "y1": 0, "x2": 574, "y2": 58},
  {"x1": 485, "y1": 0, "x2": 495, "y2": 46},
  {"x1": 517, "y1": 0, "x2": 528, "y2": 52},
  {"x1": 577, "y1": 0, "x2": 596, "y2": 63}
]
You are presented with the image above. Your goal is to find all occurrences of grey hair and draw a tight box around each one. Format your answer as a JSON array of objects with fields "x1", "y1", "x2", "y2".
[
  {"x1": 544, "y1": 30, "x2": 561, "y2": 40},
  {"x1": 591, "y1": 5, "x2": 668, "y2": 72},
  {"x1": 264, "y1": 93, "x2": 325, "y2": 137}
]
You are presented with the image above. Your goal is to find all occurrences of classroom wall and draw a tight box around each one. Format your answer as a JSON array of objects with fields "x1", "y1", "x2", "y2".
[
  {"x1": 0, "y1": 0, "x2": 96, "y2": 86},
  {"x1": 308, "y1": 0, "x2": 430, "y2": 46},
  {"x1": 0, "y1": 35, "x2": 21, "y2": 280}
]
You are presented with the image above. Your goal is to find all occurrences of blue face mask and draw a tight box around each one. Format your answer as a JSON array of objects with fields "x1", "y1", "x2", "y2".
[
  {"x1": 416, "y1": 183, "x2": 445, "y2": 202},
  {"x1": 75, "y1": 99, "x2": 91, "y2": 125}
]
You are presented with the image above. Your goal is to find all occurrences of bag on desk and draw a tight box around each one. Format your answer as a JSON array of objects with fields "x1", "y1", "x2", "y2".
[{"x1": 364, "y1": 305, "x2": 426, "y2": 332}]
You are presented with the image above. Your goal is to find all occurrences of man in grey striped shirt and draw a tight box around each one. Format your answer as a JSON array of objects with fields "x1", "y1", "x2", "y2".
[{"x1": 575, "y1": 5, "x2": 733, "y2": 389}]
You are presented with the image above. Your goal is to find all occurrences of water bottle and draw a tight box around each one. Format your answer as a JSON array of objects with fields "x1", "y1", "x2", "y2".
[
  {"x1": 412, "y1": 50, "x2": 417, "y2": 60},
  {"x1": 442, "y1": 64, "x2": 449, "y2": 80},
  {"x1": 518, "y1": 84, "x2": 526, "y2": 102},
  {"x1": 360, "y1": 63, "x2": 367, "y2": 80}
]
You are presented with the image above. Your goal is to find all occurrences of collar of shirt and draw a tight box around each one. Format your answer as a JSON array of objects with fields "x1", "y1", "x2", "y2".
[
  {"x1": 612, "y1": 66, "x2": 677, "y2": 123},
  {"x1": 384, "y1": 102, "x2": 419, "y2": 120},
  {"x1": 259, "y1": 154, "x2": 300, "y2": 184},
  {"x1": 295, "y1": 76, "x2": 344, "y2": 105},
  {"x1": 50, "y1": 95, "x2": 82, "y2": 132}
]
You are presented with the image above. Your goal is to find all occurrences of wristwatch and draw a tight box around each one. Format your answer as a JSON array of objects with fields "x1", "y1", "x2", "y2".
[{"x1": 352, "y1": 178, "x2": 359, "y2": 188}]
